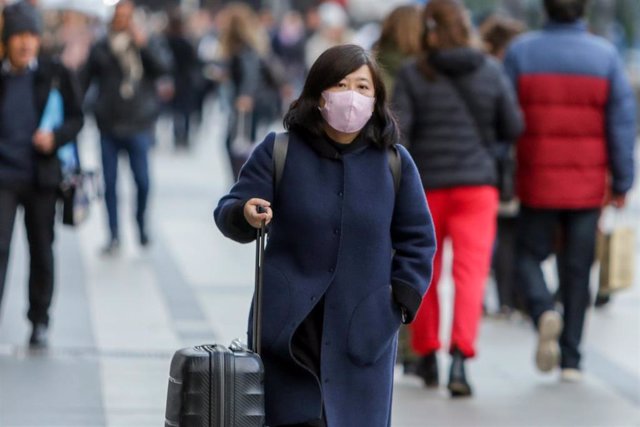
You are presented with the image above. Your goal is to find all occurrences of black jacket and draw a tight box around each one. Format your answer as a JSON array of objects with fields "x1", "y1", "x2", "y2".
[
  {"x1": 392, "y1": 48, "x2": 523, "y2": 190},
  {"x1": 0, "y1": 55, "x2": 84, "y2": 189},
  {"x1": 83, "y1": 36, "x2": 172, "y2": 136}
]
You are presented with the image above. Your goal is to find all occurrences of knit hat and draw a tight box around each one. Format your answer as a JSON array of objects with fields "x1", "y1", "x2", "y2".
[{"x1": 2, "y1": 1, "x2": 42, "y2": 43}]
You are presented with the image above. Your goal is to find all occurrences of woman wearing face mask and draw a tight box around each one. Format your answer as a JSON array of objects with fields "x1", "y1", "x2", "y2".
[{"x1": 214, "y1": 44, "x2": 436, "y2": 427}]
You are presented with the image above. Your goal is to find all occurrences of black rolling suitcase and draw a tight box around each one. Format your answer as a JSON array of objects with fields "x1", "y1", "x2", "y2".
[{"x1": 164, "y1": 217, "x2": 268, "y2": 427}]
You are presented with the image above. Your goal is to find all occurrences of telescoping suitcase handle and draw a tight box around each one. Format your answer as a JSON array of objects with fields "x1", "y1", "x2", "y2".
[{"x1": 252, "y1": 206, "x2": 267, "y2": 355}]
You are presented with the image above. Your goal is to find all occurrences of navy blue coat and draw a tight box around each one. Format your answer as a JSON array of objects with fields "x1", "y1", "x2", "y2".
[{"x1": 214, "y1": 130, "x2": 435, "y2": 426}]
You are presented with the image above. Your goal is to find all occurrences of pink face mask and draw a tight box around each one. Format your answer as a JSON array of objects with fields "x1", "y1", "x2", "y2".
[{"x1": 319, "y1": 90, "x2": 375, "y2": 134}]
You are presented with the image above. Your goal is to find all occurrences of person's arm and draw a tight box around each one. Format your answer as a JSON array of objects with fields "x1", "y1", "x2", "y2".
[
  {"x1": 233, "y1": 49, "x2": 261, "y2": 113},
  {"x1": 390, "y1": 145, "x2": 436, "y2": 324},
  {"x1": 502, "y1": 44, "x2": 519, "y2": 88},
  {"x1": 54, "y1": 64, "x2": 84, "y2": 149},
  {"x1": 139, "y1": 36, "x2": 174, "y2": 80},
  {"x1": 606, "y1": 52, "x2": 636, "y2": 205},
  {"x1": 79, "y1": 43, "x2": 99, "y2": 96},
  {"x1": 494, "y1": 63, "x2": 524, "y2": 143},
  {"x1": 214, "y1": 133, "x2": 276, "y2": 243},
  {"x1": 391, "y1": 66, "x2": 415, "y2": 148}
]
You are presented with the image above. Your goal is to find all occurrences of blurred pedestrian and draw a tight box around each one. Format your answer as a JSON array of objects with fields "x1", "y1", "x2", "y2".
[
  {"x1": 504, "y1": 0, "x2": 636, "y2": 381},
  {"x1": 373, "y1": 4, "x2": 422, "y2": 96},
  {"x1": 219, "y1": 2, "x2": 282, "y2": 180},
  {"x1": 271, "y1": 10, "x2": 307, "y2": 105},
  {"x1": 165, "y1": 10, "x2": 202, "y2": 149},
  {"x1": 304, "y1": 1, "x2": 353, "y2": 69},
  {"x1": 479, "y1": 14, "x2": 526, "y2": 316},
  {"x1": 0, "y1": 1, "x2": 84, "y2": 346},
  {"x1": 83, "y1": 0, "x2": 172, "y2": 254},
  {"x1": 393, "y1": 0, "x2": 523, "y2": 397},
  {"x1": 214, "y1": 44, "x2": 435, "y2": 426}
]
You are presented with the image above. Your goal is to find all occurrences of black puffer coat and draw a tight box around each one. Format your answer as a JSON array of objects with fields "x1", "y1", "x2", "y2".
[{"x1": 392, "y1": 47, "x2": 523, "y2": 190}]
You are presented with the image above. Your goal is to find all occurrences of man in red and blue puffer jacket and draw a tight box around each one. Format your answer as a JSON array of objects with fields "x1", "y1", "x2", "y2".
[{"x1": 504, "y1": 0, "x2": 636, "y2": 382}]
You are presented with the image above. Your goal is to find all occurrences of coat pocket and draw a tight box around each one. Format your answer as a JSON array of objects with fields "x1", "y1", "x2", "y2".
[{"x1": 347, "y1": 285, "x2": 402, "y2": 366}]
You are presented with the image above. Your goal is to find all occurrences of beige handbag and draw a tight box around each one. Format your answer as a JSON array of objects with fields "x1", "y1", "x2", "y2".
[{"x1": 597, "y1": 209, "x2": 636, "y2": 295}]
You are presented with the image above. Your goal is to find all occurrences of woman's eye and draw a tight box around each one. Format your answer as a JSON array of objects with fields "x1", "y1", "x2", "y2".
[{"x1": 337, "y1": 83, "x2": 347, "y2": 88}]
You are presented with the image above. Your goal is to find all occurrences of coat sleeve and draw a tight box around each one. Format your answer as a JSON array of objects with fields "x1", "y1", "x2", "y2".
[
  {"x1": 390, "y1": 145, "x2": 436, "y2": 324},
  {"x1": 606, "y1": 52, "x2": 636, "y2": 195},
  {"x1": 494, "y1": 63, "x2": 524, "y2": 143},
  {"x1": 54, "y1": 64, "x2": 84, "y2": 149},
  {"x1": 214, "y1": 132, "x2": 276, "y2": 243},
  {"x1": 235, "y1": 49, "x2": 261, "y2": 98},
  {"x1": 140, "y1": 36, "x2": 174, "y2": 80},
  {"x1": 391, "y1": 65, "x2": 415, "y2": 148}
]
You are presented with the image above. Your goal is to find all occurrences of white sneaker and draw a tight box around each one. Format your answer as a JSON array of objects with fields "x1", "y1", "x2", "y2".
[
  {"x1": 561, "y1": 368, "x2": 583, "y2": 383},
  {"x1": 535, "y1": 311, "x2": 563, "y2": 373}
]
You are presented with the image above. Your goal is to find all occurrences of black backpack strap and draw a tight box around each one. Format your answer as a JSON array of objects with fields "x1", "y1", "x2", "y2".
[
  {"x1": 273, "y1": 132, "x2": 289, "y2": 193},
  {"x1": 387, "y1": 145, "x2": 401, "y2": 194}
]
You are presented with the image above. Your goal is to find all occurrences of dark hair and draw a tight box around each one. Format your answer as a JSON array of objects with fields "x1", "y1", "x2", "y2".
[
  {"x1": 283, "y1": 44, "x2": 399, "y2": 148},
  {"x1": 544, "y1": 0, "x2": 588, "y2": 23},
  {"x1": 479, "y1": 15, "x2": 525, "y2": 58}
]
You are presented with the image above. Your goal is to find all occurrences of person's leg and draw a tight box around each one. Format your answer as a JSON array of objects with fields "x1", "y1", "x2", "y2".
[
  {"x1": 173, "y1": 107, "x2": 189, "y2": 148},
  {"x1": 100, "y1": 134, "x2": 120, "y2": 243},
  {"x1": 126, "y1": 131, "x2": 152, "y2": 244},
  {"x1": 411, "y1": 189, "x2": 448, "y2": 356},
  {"x1": 410, "y1": 190, "x2": 448, "y2": 387},
  {"x1": 448, "y1": 186, "x2": 499, "y2": 358},
  {"x1": 515, "y1": 207, "x2": 558, "y2": 324},
  {"x1": 22, "y1": 187, "x2": 57, "y2": 345},
  {"x1": 0, "y1": 187, "x2": 20, "y2": 322},
  {"x1": 516, "y1": 206, "x2": 563, "y2": 372},
  {"x1": 559, "y1": 209, "x2": 599, "y2": 371},
  {"x1": 494, "y1": 215, "x2": 518, "y2": 312}
]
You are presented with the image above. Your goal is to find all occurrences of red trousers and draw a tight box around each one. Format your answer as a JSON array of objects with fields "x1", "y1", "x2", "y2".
[{"x1": 411, "y1": 186, "x2": 498, "y2": 358}]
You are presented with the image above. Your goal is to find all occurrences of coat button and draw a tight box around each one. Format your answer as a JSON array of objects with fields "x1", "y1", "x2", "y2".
[
  {"x1": 310, "y1": 296, "x2": 316, "y2": 301},
  {"x1": 338, "y1": 191, "x2": 343, "y2": 197},
  {"x1": 328, "y1": 267, "x2": 334, "y2": 273},
  {"x1": 333, "y1": 228, "x2": 340, "y2": 235}
]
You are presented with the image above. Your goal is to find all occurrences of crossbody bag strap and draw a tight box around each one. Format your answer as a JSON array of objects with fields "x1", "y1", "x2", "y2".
[{"x1": 445, "y1": 75, "x2": 493, "y2": 147}]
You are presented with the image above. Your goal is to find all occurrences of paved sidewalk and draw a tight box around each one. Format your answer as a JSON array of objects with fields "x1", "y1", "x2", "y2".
[{"x1": 0, "y1": 106, "x2": 639, "y2": 427}]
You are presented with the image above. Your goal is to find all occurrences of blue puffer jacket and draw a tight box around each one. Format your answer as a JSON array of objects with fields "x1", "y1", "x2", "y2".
[{"x1": 504, "y1": 21, "x2": 636, "y2": 208}]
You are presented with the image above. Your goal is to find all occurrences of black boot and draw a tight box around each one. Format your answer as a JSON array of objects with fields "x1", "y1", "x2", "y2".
[
  {"x1": 29, "y1": 323, "x2": 49, "y2": 348},
  {"x1": 448, "y1": 349, "x2": 472, "y2": 397},
  {"x1": 415, "y1": 353, "x2": 439, "y2": 388}
]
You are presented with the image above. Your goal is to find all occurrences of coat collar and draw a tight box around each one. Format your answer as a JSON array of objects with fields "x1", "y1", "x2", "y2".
[
  {"x1": 544, "y1": 20, "x2": 588, "y2": 32},
  {"x1": 294, "y1": 128, "x2": 372, "y2": 160}
]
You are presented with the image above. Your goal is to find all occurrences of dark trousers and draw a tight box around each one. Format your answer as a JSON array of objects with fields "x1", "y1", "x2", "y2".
[
  {"x1": 173, "y1": 109, "x2": 191, "y2": 148},
  {"x1": 492, "y1": 215, "x2": 519, "y2": 310},
  {"x1": 100, "y1": 131, "x2": 151, "y2": 241},
  {"x1": 515, "y1": 206, "x2": 599, "y2": 369},
  {"x1": 0, "y1": 185, "x2": 57, "y2": 326}
]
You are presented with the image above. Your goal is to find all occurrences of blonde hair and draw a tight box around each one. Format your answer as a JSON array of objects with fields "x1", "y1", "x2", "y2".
[
  {"x1": 376, "y1": 5, "x2": 422, "y2": 56},
  {"x1": 219, "y1": 2, "x2": 267, "y2": 58}
]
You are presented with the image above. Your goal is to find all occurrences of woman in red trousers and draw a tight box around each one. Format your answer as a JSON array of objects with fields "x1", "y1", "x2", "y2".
[{"x1": 392, "y1": 0, "x2": 523, "y2": 397}]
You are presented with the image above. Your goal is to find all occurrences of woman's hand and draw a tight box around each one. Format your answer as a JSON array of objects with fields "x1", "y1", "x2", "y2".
[
  {"x1": 33, "y1": 130, "x2": 56, "y2": 154},
  {"x1": 244, "y1": 198, "x2": 273, "y2": 228}
]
